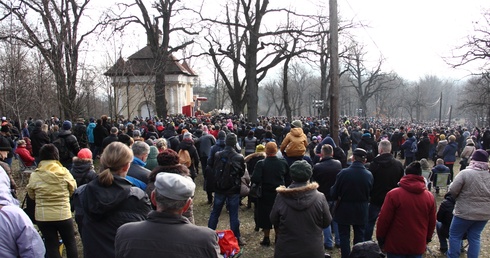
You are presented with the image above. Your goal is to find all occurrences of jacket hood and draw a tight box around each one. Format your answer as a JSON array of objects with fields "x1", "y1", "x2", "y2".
[
  {"x1": 398, "y1": 174, "x2": 426, "y2": 194},
  {"x1": 148, "y1": 146, "x2": 159, "y2": 159},
  {"x1": 58, "y1": 129, "x2": 72, "y2": 137},
  {"x1": 0, "y1": 169, "x2": 19, "y2": 206},
  {"x1": 322, "y1": 137, "x2": 337, "y2": 148},
  {"x1": 372, "y1": 153, "x2": 395, "y2": 167},
  {"x1": 71, "y1": 158, "x2": 94, "y2": 174},
  {"x1": 276, "y1": 182, "x2": 320, "y2": 211},
  {"x1": 36, "y1": 160, "x2": 71, "y2": 185},
  {"x1": 289, "y1": 127, "x2": 305, "y2": 137},
  {"x1": 87, "y1": 123, "x2": 96, "y2": 129},
  {"x1": 84, "y1": 175, "x2": 132, "y2": 219}
]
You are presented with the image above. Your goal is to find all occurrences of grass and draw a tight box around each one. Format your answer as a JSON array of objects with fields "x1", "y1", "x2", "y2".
[{"x1": 11, "y1": 157, "x2": 490, "y2": 258}]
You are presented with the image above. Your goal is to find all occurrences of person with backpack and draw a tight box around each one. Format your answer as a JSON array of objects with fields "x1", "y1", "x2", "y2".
[
  {"x1": 178, "y1": 132, "x2": 200, "y2": 180},
  {"x1": 73, "y1": 118, "x2": 89, "y2": 149},
  {"x1": 401, "y1": 132, "x2": 417, "y2": 167},
  {"x1": 442, "y1": 135, "x2": 458, "y2": 183},
  {"x1": 54, "y1": 121, "x2": 80, "y2": 170},
  {"x1": 357, "y1": 132, "x2": 378, "y2": 164},
  {"x1": 208, "y1": 133, "x2": 246, "y2": 246},
  {"x1": 205, "y1": 131, "x2": 227, "y2": 205}
]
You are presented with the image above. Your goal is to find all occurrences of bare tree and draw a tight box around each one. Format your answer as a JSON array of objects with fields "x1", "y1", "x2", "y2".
[
  {"x1": 202, "y1": 0, "x2": 316, "y2": 121},
  {"x1": 112, "y1": 0, "x2": 198, "y2": 118},
  {"x1": 343, "y1": 42, "x2": 397, "y2": 117},
  {"x1": 459, "y1": 73, "x2": 490, "y2": 126},
  {"x1": 450, "y1": 11, "x2": 490, "y2": 69},
  {"x1": 0, "y1": 0, "x2": 105, "y2": 120}
]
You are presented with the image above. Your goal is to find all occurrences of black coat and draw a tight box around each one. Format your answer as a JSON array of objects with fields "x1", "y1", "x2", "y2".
[
  {"x1": 93, "y1": 124, "x2": 109, "y2": 147},
  {"x1": 70, "y1": 158, "x2": 97, "y2": 187},
  {"x1": 58, "y1": 130, "x2": 81, "y2": 165},
  {"x1": 312, "y1": 156, "x2": 342, "y2": 201},
  {"x1": 331, "y1": 161, "x2": 373, "y2": 225},
  {"x1": 177, "y1": 139, "x2": 200, "y2": 179},
  {"x1": 358, "y1": 137, "x2": 378, "y2": 162},
  {"x1": 251, "y1": 156, "x2": 289, "y2": 229},
  {"x1": 367, "y1": 153, "x2": 404, "y2": 206},
  {"x1": 30, "y1": 127, "x2": 50, "y2": 157},
  {"x1": 416, "y1": 136, "x2": 431, "y2": 160},
  {"x1": 436, "y1": 193, "x2": 456, "y2": 238},
  {"x1": 80, "y1": 176, "x2": 151, "y2": 258},
  {"x1": 101, "y1": 134, "x2": 119, "y2": 153}
]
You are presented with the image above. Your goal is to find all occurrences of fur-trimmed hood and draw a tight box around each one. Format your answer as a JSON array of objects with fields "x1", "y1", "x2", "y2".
[
  {"x1": 276, "y1": 182, "x2": 321, "y2": 211},
  {"x1": 244, "y1": 152, "x2": 266, "y2": 162}
]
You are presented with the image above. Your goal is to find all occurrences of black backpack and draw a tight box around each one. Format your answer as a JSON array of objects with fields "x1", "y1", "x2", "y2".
[
  {"x1": 53, "y1": 137, "x2": 73, "y2": 162},
  {"x1": 214, "y1": 151, "x2": 241, "y2": 191}
]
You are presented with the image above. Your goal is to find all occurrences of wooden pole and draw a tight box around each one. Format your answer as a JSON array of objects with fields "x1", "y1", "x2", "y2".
[
  {"x1": 438, "y1": 92, "x2": 442, "y2": 127},
  {"x1": 329, "y1": 0, "x2": 340, "y2": 146}
]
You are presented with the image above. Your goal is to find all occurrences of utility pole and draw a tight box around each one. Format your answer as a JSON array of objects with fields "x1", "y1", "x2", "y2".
[
  {"x1": 329, "y1": 0, "x2": 340, "y2": 146},
  {"x1": 438, "y1": 92, "x2": 442, "y2": 126}
]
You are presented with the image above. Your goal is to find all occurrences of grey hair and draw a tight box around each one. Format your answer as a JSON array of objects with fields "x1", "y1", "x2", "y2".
[
  {"x1": 132, "y1": 141, "x2": 150, "y2": 156},
  {"x1": 154, "y1": 190, "x2": 188, "y2": 212},
  {"x1": 133, "y1": 130, "x2": 141, "y2": 137},
  {"x1": 378, "y1": 140, "x2": 391, "y2": 154}
]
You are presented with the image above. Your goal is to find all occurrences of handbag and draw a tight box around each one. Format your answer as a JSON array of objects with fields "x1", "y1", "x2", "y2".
[
  {"x1": 249, "y1": 182, "x2": 262, "y2": 198},
  {"x1": 240, "y1": 169, "x2": 250, "y2": 197}
]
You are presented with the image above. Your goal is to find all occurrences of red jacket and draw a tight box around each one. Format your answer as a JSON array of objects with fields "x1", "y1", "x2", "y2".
[
  {"x1": 15, "y1": 145, "x2": 35, "y2": 166},
  {"x1": 376, "y1": 174, "x2": 436, "y2": 255}
]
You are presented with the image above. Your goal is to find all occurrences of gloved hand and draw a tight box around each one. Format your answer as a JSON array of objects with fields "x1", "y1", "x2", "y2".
[{"x1": 377, "y1": 237, "x2": 385, "y2": 250}]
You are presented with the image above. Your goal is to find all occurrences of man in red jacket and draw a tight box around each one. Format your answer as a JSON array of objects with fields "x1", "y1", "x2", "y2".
[{"x1": 376, "y1": 161, "x2": 436, "y2": 258}]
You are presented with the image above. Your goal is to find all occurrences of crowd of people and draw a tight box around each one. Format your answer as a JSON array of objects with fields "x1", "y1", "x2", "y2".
[{"x1": 0, "y1": 113, "x2": 489, "y2": 258}]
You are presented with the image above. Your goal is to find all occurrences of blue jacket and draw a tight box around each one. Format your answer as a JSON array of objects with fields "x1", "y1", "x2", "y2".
[
  {"x1": 86, "y1": 122, "x2": 96, "y2": 144},
  {"x1": 401, "y1": 136, "x2": 417, "y2": 158},
  {"x1": 330, "y1": 161, "x2": 373, "y2": 225},
  {"x1": 443, "y1": 142, "x2": 458, "y2": 163}
]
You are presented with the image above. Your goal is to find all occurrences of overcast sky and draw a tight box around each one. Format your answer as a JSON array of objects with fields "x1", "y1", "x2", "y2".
[
  {"x1": 97, "y1": 0, "x2": 489, "y2": 84},
  {"x1": 336, "y1": 0, "x2": 489, "y2": 81}
]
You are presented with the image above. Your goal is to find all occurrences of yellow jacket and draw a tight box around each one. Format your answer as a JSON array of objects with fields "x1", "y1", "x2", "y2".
[
  {"x1": 280, "y1": 128, "x2": 308, "y2": 157},
  {"x1": 26, "y1": 160, "x2": 77, "y2": 222}
]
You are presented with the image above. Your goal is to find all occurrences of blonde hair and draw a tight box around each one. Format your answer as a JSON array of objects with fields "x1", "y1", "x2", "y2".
[
  {"x1": 155, "y1": 138, "x2": 167, "y2": 150},
  {"x1": 16, "y1": 139, "x2": 26, "y2": 146},
  {"x1": 99, "y1": 142, "x2": 133, "y2": 187},
  {"x1": 448, "y1": 135, "x2": 456, "y2": 142}
]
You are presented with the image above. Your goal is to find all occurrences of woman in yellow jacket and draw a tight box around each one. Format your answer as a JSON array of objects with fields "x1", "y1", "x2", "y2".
[{"x1": 27, "y1": 144, "x2": 78, "y2": 258}]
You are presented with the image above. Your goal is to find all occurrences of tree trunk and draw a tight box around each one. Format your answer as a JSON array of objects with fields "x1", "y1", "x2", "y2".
[
  {"x1": 283, "y1": 58, "x2": 292, "y2": 121},
  {"x1": 155, "y1": 68, "x2": 168, "y2": 118}
]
